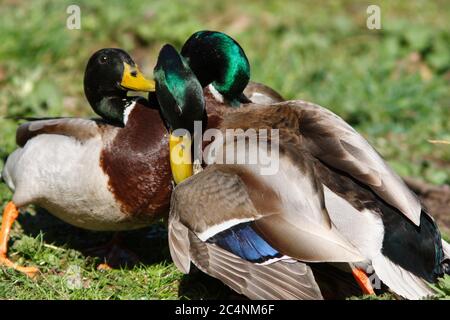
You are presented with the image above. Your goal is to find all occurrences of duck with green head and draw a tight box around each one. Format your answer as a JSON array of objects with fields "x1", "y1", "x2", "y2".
[
  {"x1": 181, "y1": 30, "x2": 251, "y2": 106},
  {"x1": 155, "y1": 44, "x2": 450, "y2": 300},
  {"x1": 150, "y1": 30, "x2": 284, "y2": 185},
  {"x1": 0, "y1": 48, "x2": 172, "y2": 276},
  {"x1": 0, "y1": 31, "x2": 283, "y2": 276},
  {"x1": 158, "y1": 30, "x2": 285, "y2": 184},
  {"x1": 180, "y1": 31, "x2": 284, "y2": 109}
]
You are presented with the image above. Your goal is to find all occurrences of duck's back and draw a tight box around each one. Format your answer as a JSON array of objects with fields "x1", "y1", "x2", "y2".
[{"x1": 214, "y1": 101, "x2": 448, "y2": 298}]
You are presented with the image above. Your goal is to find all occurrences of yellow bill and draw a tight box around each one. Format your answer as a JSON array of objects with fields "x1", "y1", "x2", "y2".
[
  {"x1": 169, "y1": 132, "x2": 193, "y2": 185},
  {"x1": 121, "y1": 62, "x2": 155, "y2": 92}
]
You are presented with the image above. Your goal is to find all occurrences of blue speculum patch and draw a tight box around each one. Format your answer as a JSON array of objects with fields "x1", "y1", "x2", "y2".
[{"x1": 207, "y1": 222, "x2": 281, "y2": 263}]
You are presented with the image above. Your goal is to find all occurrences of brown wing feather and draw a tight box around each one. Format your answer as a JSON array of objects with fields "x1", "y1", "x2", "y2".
[
  {"x1": 169, "y1": 165, "x2": 363, "y2": 264},
  {"x1": 168, "y1": 208, "x2": 191, "y2": 274},
  {"x1": 16, "y1": 118, "x2": 104, "y2": 147},
  {"x1": 188, "y1": 231, "x2": 324, "y2": 300},
  {"x1": 217, "y1": 101, "x2": 420, "y2": 224},
  {"x1": 169, "y1": 165, "x2": 261, "y2": 235},
  {"x1": 294, "y1": 101, "x2": 421, "y2": 225},
  {"x1": 254, "y1": 215, "x2": 362, "y2": 262}
]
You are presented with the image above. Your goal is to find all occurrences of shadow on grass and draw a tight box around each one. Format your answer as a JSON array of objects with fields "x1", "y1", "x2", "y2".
[
  {"x1": 14, "y1": 207, "x2": 388, "y2": 300},
  {"x1": 178, "y1": 268, "x2": 245, "y2": 300},
  {"x1": 17, "y1": 206, "x2": 238, "y2": 299},
  {"x1": 17, "y1": 206, "x2": 171, "y2": 267}
]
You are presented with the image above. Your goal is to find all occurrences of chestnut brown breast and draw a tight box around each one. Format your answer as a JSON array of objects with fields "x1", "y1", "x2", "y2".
[{"x1": 100, "y1": 103, "x2": 172, "y2": 221}]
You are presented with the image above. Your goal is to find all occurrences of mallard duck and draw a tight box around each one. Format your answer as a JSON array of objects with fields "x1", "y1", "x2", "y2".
[
  {"x1": 0, "y1": 32, "x2": 282, "y2": 274},
  {"x1": 155, "y1": 30, "x2": 285, "y2": 184},
  {"x1": 0, "y1": 32, "x2": 283, "y2": 277},
  {"x1": 162, "y1": 30, "x2": 284, "y2": 184},
  {"x1": 155, "y1": 44, "x2": 450, "y2": 300},
  {"x1": 180, "y1": 30, "x2": 284, "y2": 108},
  {"x1": 0, "y1": 48, "x2": 172, "y2": 276}
]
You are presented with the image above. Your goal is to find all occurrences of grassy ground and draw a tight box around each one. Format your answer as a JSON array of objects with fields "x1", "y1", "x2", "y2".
[{"x1": 0, "y1": 0, "x2": 449, "y2": 299}]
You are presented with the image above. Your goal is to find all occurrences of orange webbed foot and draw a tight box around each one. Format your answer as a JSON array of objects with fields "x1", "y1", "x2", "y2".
[
  {"x1": 352, "y1": 267, "x2": 375, "y2": 295},
  {"x1": 0, "y1": 201, "x2": 39, "y2": 278}
]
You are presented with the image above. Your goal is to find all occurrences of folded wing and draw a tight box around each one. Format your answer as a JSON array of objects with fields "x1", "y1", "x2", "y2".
[
  {"x1": 16, "y1": 118, "x2": 105, "y2": 146},
  {"x1": 295, "y1": 101, "x2": 421, "y2": 226}
]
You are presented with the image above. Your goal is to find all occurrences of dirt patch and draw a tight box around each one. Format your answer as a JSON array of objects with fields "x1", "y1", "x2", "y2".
[{"x1": 404, "y1": 177, "x2": 450, "y2": 235}]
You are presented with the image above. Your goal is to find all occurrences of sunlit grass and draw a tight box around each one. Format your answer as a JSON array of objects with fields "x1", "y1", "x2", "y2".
[{"x1": 0, "y1": 0, "x2": 449, "y2": 299}]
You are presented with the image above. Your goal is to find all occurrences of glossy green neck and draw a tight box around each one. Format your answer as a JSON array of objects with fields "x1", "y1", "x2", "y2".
[{"x1": 181, "y1": 31, "x2": 250, "y2": 105}]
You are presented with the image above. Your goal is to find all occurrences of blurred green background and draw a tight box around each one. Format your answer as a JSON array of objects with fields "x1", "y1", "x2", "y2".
[{"x1": 0, "y1": 0, "x2": 449, "y2": 299}]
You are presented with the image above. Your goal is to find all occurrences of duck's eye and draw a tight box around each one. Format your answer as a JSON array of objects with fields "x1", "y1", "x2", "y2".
[{"x1": 99, "y1": 55, "x2": 108, "y2": 64}]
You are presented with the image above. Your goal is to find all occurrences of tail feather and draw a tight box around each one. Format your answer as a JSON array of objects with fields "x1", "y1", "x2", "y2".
[
  {"x1": 2, "y1": 156, "x2": 19, "y2": 204},
  {"x1": 372, "y1": 254, "x2": 435, "y2": 300},
  {"x1": 1, "y1": 151, "x2": 20, "y2": 192}
]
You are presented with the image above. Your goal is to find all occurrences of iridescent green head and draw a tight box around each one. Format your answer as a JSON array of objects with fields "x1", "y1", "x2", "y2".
[
  {"x1": 181, "y1": 30, "x2": 250, "y2": 103},
  {"x1": 154, "y1": 44, "x2": 205, "y2": 134}
]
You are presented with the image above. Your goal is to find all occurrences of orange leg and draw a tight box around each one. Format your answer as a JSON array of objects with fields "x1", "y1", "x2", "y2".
[
  {"x1": 0, "y1": 202, "x2": 39, "y2": 277},
  {"x1": 352, "y1": 267, "x2": 375, "y2": 295}
]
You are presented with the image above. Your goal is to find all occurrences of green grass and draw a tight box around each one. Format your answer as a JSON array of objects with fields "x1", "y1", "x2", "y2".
[
  {"x1": 0, "y1": 0, "x2": 449, "y2": 299},
  {"x1": 0, "y1": 207, "x2": 233, "y2": 299}
]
